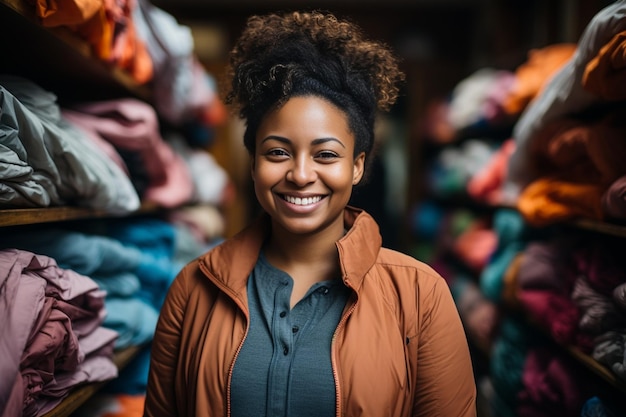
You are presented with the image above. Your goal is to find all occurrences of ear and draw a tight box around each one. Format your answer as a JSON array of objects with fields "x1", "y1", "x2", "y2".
[{"x1": 352, "y1": 152, "x2": 365, "y2": 185}]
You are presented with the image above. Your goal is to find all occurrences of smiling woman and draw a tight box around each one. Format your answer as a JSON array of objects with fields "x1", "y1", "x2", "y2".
[
  {"x1": 253, "y1": 96, "x2": 364, "y2": 243},
  {"x1": 144, "y1": 10, "x2": 477, "y2": 417}
]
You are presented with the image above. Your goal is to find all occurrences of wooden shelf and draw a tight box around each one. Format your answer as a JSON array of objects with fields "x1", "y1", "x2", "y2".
[
  {"x1": 566, "y1": 346, "x2": 626, "y2": 395},
  {"x1": 0, "y1": 203, "x2": 161, "y2": 227},
  {"x1": 0, "y1": 207, "x2": 119, "y2": 227},
  {"x1": 41, "y1": 345, "x2": 144, "y2": 417},
  {"x1": 572, "y1": 218, "x2": 626, "y2": 238},
  {"x1": 514, "y1": 305, "x2": 626, "y2": 399}
]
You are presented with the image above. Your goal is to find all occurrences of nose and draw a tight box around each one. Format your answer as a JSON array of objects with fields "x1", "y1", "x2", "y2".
[{"x1": 286, "y1": 155, "x2": 317, "y2": 186}]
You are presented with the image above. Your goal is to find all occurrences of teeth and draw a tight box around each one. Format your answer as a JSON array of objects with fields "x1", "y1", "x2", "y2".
[{"x1": 284, "y1": 195, "x2": 322, "y2": 205}]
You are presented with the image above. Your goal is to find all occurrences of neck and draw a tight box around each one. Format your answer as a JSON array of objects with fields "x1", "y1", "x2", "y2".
[
  {"x1": 265, "y1": 224, "x2": 343, "y2": 269},
  {"x1": 264, "y1": 219, "x2": 346, "y2": 308}
]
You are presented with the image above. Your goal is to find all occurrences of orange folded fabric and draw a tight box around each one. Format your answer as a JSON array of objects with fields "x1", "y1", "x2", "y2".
[
  {"x1": 583, "y1": 30, "x2": 626, "y2": 101},
  {"x1": 36, "y1": 0, "x2": 153, "y2": 83},
  {"x1": 35, "y1": 0, "x2": 102, "y2": 26},
  {"x1": 101, "y1": 394, "x2": 145, "y2": 417},
  {"x1": 517, "y1": 178, "x2": 604, "y2": 227},
  {"x1": 503, "y1": 44, "x2": 577, "y2": 116}
]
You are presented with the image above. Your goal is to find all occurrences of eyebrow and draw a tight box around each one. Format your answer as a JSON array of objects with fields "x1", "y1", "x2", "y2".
[{"x1": 261, "y1": 135, "x2": 346, "y2": 148}]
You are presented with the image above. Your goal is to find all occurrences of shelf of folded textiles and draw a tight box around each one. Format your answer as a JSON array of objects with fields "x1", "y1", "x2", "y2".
[
  {"x1": 514, "y1": 307, "x2": 626, "y2": 396},
  {"x1": 0, "y1": 0, "x2": 151, "y2": 102},
  {"x1": 0, "y1": 202, "x2": 162, "y2": 227},
  {"x1": 41, "y1": 344, "x2": 144, "y2": 417},
  {"x1": 428, "y1": 195, "x2": 626, "y2": 238}
]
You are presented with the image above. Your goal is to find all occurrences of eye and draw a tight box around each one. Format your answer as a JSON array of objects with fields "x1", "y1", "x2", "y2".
[
  {"x1": 315, "y1": 150, "x2": 339, "y2": 161},
  {"x1": 265, "y1": 148, "x2": 290, "y2": 159}
]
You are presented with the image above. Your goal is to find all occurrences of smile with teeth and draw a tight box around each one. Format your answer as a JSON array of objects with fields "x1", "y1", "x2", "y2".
[{"x1": 282, "y1": 195, "x2": 323, "y2": 206}]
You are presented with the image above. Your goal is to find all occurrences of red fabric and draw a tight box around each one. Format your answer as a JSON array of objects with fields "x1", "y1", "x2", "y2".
[
  {"x1": 467, "y1": 138, "x2": 516, "y2": 205},
  {"x1": 516, "y1": 348, "x2": 590, "y2": 417},
  {"x1": 517, "y1": 289, "x2": 581, "y2": 346},
  {"x1": 452, "y1": 219, "x2": 498, "y2": 272}
]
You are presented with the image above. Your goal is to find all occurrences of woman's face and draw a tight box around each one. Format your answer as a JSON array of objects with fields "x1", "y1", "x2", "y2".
[{"x1": 252, "y1": 95, "x2": 365, "y2": 238}]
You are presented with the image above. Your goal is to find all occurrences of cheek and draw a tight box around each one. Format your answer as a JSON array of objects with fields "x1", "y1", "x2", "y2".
[
  {"x1": 253, "y1": 167, "x2": 276, "y2": 208},
  {"x1": 324, "y1": 164, "x2": 357, "y2": 190},
  {"x1": 252, "y1": 161, "x2": 283, "y2": 186}
]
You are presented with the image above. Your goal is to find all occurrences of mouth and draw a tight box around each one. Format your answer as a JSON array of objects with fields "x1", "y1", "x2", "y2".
[{"x1": 280, "y1": 194, "x2": 324, "y2": 206}]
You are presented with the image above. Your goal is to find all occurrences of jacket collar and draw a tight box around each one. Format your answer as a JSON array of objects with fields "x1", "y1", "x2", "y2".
[
  {"x1": 336, "y1": 207, "x2": 382, "y2": 291},
  {"x1": 198, "y1": 206, "x2": 382, "y2": 297}
]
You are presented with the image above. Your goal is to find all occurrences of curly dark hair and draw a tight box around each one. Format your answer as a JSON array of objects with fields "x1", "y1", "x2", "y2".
[{"x1": 223, "y1": 10, "x2": 405, "y2": 164}]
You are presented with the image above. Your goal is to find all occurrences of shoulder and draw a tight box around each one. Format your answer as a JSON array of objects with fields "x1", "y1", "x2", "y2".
[
  {"x1": 168, "y1": 257, "x2": 206, "y2": 298},
  {"x1": 372, "y1": 248, "x2": 454, "y2": 308},
  {"x1": 361, "y1": 248, "x2": 460, "y2": 339},
  {"x1": 376, "y1": 247, "x2": 444, "y2": 285}
]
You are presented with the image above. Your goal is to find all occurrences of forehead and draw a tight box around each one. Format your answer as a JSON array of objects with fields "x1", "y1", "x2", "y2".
[{"x1": 257, "y1": 96, "x2": 353, "y2": 144}]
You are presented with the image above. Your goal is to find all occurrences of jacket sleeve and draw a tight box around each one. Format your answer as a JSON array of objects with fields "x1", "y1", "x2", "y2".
[
  {"x1": 413, "y1": 274, "x2": 477, "y2": 417},
  {"x1": 143, "y1": 268, "x2": 189, "y2": 417}
]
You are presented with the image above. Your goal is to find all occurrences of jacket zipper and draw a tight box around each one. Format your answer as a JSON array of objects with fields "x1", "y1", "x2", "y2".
[
  {"x1": 226, "y1": 316, "x2": 249, "y2": 417},
  {"x1": 331, "y1": 283, "x2": 358, "y2": 417}
]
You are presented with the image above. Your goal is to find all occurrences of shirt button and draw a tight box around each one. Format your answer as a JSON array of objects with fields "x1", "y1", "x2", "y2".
[
  {"x1": 279, "y1": 311, "x2": 286, "y2": 318},
  {"x1": 283, "y1": 346, "x2": 289, "y2": 355},
  {"x1": 292, "y1": 326, "x2": 299, "y2": 333}
]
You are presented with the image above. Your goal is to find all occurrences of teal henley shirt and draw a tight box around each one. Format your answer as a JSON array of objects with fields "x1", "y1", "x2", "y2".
[{"x1": 230, "y1": 252, "x2": 350, "y2": 417}]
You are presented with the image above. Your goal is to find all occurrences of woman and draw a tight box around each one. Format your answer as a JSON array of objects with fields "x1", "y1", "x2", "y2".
[{"x1": 144, "y1": 10, "x2": 476, "y2": 417}]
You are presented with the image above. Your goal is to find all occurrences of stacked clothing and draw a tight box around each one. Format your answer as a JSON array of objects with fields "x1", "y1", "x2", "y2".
[{"x1": 0, "y1": 249, "x2": 118, "y2": 417}]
